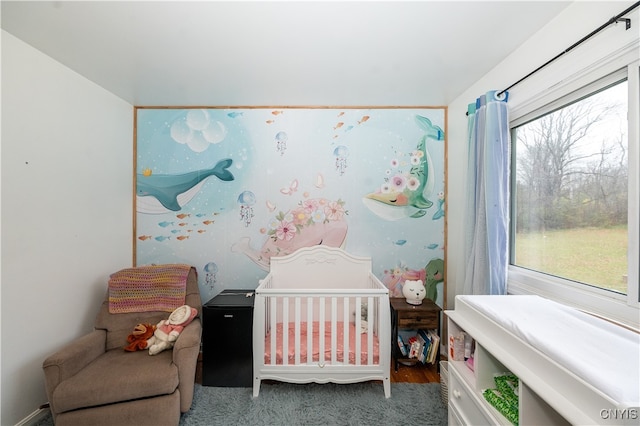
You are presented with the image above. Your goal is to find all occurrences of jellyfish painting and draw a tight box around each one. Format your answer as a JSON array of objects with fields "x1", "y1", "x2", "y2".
[
  {"x1": 275, "y1": 131, "x2": 288, "y2": 156},
  {"x1": 203, "y1": 261, "x2": 218, "y2": 290},
  {"x1": 333, "y1": 145, "x2": 349, "y2": 176},
  {"x1": 238, "y1": 190, "x2": 256, "y2": 227}
]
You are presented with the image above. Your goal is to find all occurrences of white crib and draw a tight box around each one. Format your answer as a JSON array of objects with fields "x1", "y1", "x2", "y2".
[{"x1": 252, "y1": 246, "x2": 391, "y2": 398}]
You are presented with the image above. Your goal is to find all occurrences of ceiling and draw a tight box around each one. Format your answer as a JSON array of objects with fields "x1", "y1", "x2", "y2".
[{"x1": 1, "y1": 1, "x2": 572, "y2": 106}]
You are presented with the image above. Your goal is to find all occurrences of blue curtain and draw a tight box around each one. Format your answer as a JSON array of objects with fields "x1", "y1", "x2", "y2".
[{"x1": 463, "y1": 90, "x2": 510, "y2": 295}]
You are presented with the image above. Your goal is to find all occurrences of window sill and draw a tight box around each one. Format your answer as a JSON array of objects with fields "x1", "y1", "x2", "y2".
[{"x1": 508, "y1": 266, "x2": 639, "y2": 332}]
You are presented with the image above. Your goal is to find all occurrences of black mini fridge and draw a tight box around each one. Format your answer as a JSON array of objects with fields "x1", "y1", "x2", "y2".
[{"x1": 202, "y1": 290, "x2": 254, "y2": 387}]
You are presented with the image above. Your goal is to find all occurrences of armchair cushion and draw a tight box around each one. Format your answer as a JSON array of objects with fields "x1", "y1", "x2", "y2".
[
  {"x1": 95, "y1": 306, "x2": 169, "y2": 351},
  {"x1": 56, "y1": 393, "x2": 180, "y2": 426},
  {"x1": 52, "y1": 349, "x2": 178, "y2": 413}
]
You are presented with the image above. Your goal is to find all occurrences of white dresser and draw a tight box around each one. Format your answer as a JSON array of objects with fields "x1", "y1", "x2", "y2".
[{"x1": 445, "y1": 295, "x2": 639, "y2": 426}]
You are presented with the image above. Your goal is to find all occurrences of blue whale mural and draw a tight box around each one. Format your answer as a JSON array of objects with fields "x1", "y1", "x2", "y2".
[{"x1": 137, "y1": 159, "x2": 234, "y2": 214}]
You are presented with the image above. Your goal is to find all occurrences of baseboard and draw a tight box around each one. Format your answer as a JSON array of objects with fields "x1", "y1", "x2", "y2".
[{"x1": 16, "y1": 407, "x2": 50, "y2": 426}]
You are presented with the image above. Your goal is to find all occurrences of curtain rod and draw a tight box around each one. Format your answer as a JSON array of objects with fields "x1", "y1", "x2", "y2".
[{"x1": 495, "y1": 1, "x2": 640, "y2": 98}]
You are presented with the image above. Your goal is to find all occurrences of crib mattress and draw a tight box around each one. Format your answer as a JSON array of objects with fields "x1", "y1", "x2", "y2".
[{"x1": 264, "y1": 321, "x2": 380, "y2": 365}]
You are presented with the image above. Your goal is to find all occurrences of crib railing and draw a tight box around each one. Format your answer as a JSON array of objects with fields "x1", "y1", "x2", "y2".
[{"x1": 254, "y1": 275, "x2": 389, "y2": 367}]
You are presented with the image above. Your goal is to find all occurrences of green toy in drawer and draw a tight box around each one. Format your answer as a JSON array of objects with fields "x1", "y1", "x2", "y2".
[{"x1": 483, "y1": 373, "x2": 519, "y2": 426}]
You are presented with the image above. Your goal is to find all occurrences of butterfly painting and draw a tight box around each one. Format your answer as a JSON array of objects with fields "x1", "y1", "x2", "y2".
[{"x1": 280, "y1": 179, "x2": 298, "y2": 196}]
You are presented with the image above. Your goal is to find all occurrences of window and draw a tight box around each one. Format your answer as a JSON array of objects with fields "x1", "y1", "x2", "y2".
[
  {"x1": 508, "y1": 63, "x2": 639, "y2": 328},
  {"x1": 511, "y1": 79, "x2": 628, "y2": 295}
]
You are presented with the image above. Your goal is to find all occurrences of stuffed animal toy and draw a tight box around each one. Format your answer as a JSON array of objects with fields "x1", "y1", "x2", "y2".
[
  {"x1": 402, "y1": 279, "x2": 426, "y2": 305},
  {"x1": 147, "y1": 304, "x2": 198, "y2": 355},
  {"x1": 424, "y1": 258, "x2": 444, "y2": 302},
  {"x1": 124, "y1": 323, "x2": 156, "y2": 352},
  {"x1": 353, "y1": 303, "x2": 369, "y2": 333}
]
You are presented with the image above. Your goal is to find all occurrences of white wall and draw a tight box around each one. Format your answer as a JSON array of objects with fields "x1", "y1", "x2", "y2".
[
  {"x1": 1, "y1": 31, "x2": 133, "y2": 425},
  {"x1": 446, "y1": 0, "x2": 639, "y2": 310}
]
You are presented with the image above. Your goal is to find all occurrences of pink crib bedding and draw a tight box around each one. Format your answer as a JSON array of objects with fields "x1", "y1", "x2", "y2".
[{"x1": 264, "y1": 321, "x2": 380, "y2": 365}]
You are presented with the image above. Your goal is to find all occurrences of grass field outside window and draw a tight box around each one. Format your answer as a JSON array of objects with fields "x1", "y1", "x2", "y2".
[{"x1": 514, "y1": 226, "x2": 627, "y2": 294}]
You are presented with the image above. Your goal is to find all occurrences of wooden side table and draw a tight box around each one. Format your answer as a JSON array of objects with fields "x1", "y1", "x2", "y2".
[{"x1": 390, "y1": 297, "x2": 441, "y2": 372}]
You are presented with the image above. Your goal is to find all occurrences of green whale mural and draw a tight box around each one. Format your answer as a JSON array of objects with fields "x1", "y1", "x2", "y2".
[{"x1": 363, "y1": 115, "x2": 444, "y2": 221}]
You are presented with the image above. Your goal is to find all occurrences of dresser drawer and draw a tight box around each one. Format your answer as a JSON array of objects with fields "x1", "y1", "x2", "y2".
[
  {"x1": 397, "y1": 310, "x2": 438, "y2": 328},
  {"x1": 449, "y1": 365, "x2": 495, "y2": 425},
  {"x1": 449, "y1": 402, "x2": 465, "y2": 426}
]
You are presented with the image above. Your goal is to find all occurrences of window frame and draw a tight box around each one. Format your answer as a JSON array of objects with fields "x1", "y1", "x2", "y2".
[{"x1": 507, "y1": 58, "x2": 639, "y2": 330}]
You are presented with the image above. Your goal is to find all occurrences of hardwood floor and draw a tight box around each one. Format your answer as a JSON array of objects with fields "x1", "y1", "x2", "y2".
[
  {"x1": 196, "y1": 354, "x2": 442, "y2": 385},
  {"x1": 390, "y1": 361, "x2": 441, "y2": 383}
]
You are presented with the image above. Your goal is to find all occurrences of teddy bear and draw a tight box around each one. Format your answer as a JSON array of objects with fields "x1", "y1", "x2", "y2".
[
  {"x1": 402, "y1": 279, "x2": 426, "y2": 305},
  {"x1": 124, "y1": 323, "x2": 156, "y2": 352},
  {"x1": 147, "y1": 304, "x2": 198, "y2": 355}
]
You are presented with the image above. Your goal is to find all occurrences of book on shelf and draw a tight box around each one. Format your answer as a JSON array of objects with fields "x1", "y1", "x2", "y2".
[
  {"x1": 397, "y1": 335, "x2": 408, "y2": 356},
  {"x1": 417, "y1": 329, "x2": 431, "y2": 363},
  {"x1": 408, "y1": 336, "x2": 422, "y2": 359},
  {"x1": 426, "y1": 329, "x2": 440, "y2": 364},
  {"x1": 397, "y1": 329, "x2": 440, "y2": 364}
]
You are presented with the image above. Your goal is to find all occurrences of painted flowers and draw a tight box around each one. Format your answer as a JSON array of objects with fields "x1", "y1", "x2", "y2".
[
  {"x1": 268, "y1": 198, "x2": 348, "y2": 242},
  {"x1": 381, "y1": 148, "x2": 425, "y2": 195}
]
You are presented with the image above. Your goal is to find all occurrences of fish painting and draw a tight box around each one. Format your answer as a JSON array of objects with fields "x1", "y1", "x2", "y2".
[
  {"x1": 362, "y1": 115, "x2": 444, "y2": 221},
  {"x1": 136, "y1": 159, "x2": 234, "y2": 214}
]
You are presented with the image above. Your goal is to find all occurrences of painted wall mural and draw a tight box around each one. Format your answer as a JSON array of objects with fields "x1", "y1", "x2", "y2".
[{"x1": 135, "y1": 107, "x2": 446, "y2": 307}]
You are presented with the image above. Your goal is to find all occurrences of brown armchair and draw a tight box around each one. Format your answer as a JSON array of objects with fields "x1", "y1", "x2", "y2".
[{"x1": 43, "y1": 267, "x2": 202, "y2": 425}]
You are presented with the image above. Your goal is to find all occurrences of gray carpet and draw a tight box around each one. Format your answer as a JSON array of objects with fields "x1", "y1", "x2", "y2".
[{"x1": 35, "y1": 382, "x2": 447, "y2": 425}]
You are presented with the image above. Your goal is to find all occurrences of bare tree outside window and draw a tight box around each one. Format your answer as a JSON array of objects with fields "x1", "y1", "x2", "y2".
[{"x1": 512, "y1": 80, "x2": 628, "y2": 294}]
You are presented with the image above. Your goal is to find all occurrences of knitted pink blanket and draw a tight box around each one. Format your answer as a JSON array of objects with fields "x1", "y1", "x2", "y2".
[{"x1": 108, "y1": 264, "x2": 192, "y2": 313}]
